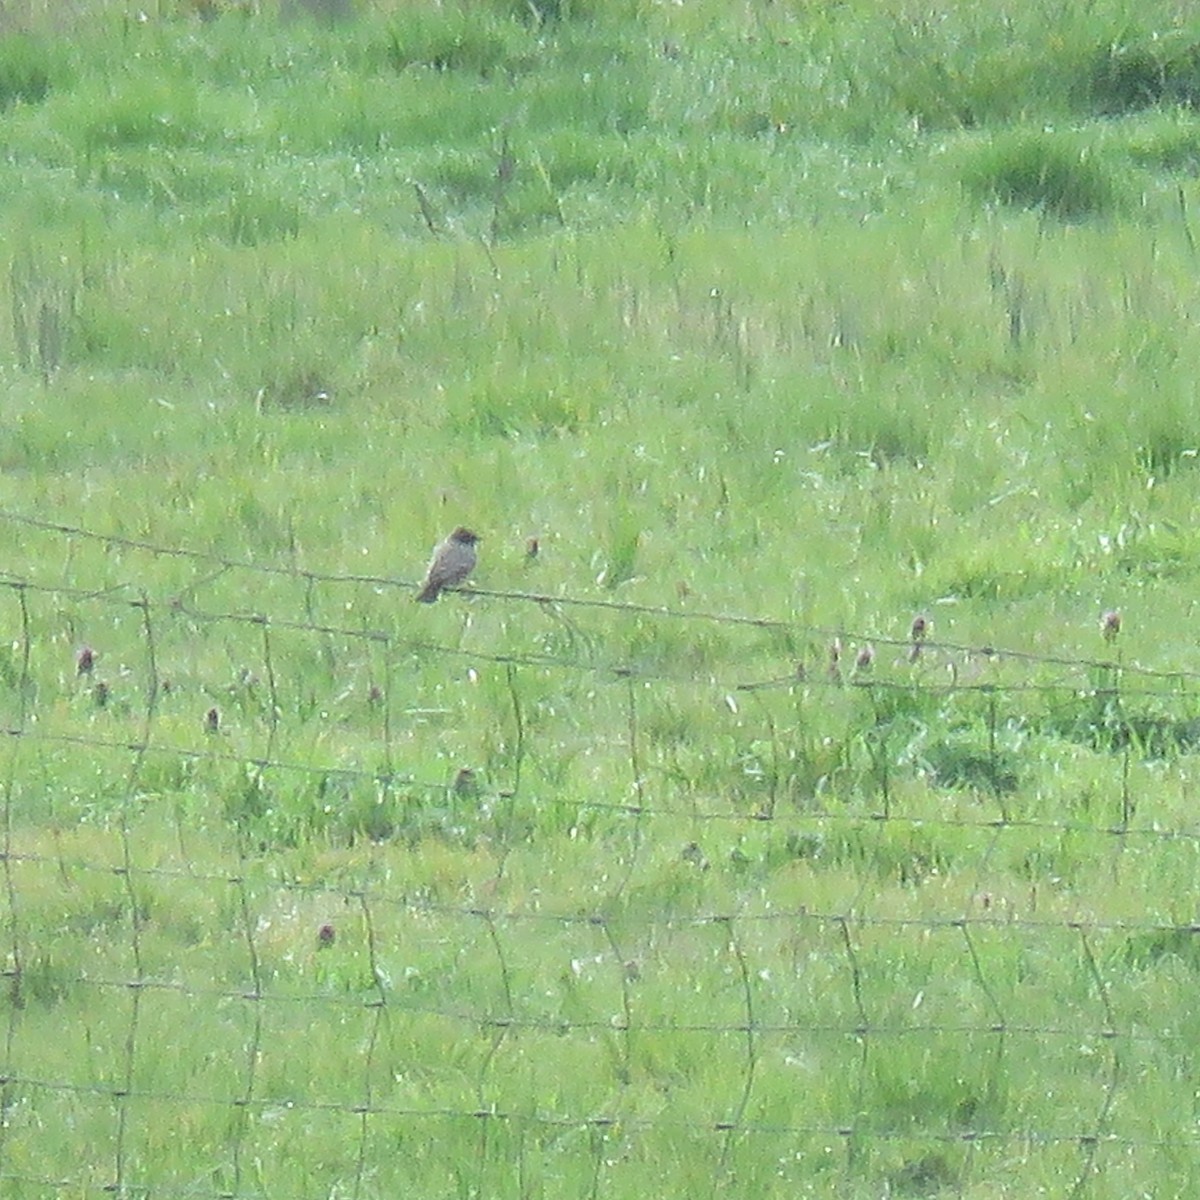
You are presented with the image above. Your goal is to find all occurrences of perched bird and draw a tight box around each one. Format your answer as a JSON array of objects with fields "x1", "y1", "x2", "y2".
[{"x1": 416, "y1": 527, "x2": 480, "y2": 603}]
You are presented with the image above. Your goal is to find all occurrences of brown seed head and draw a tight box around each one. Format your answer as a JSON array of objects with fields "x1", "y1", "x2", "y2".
[
  {"x1": 77, "y1": 646, "x2": 95, "y2": 675},
  {"x1": 855, "y1": 644, "x2": 875, "y2": 671},
  {"x1": 205, "y1": 707, "x2": 220, "y2": 734},
  {"x1": 1101, "y1": 610, "x2": 1121, "y2": 643},
  {"x1": 317, "y1": 923, "x2": 336, "y2": 948},
  {"x1": 828, "y1": 638, "x2": 843, "y2": 683}
]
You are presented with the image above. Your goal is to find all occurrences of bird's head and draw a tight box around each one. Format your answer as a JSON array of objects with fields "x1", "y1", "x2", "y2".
[{"x1": 451, "y1": 527, "x2": 480, "y2": 545}]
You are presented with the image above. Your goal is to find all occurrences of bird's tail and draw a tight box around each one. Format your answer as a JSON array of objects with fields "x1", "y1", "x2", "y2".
[{"x1": 415, "y1": 583, "x2": 440, "y2": 603}]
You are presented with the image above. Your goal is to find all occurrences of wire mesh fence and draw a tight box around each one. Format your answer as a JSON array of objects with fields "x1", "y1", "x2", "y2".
[{"x1": 0, "y1": 509, "x2": 1198, "y2": 1197}]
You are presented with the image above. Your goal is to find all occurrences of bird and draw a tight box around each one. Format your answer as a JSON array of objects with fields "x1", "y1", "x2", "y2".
[{"x1": 416, "y1": 527, "x2": 480, "y2": 602}]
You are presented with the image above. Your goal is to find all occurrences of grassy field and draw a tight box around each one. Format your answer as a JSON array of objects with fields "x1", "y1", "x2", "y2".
[{"x1": 3, "y1": 0, "x2": 1200, "y2": 1196}]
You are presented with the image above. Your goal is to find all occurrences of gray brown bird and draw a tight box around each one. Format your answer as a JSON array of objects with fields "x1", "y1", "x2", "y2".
[{"x1": 416, "y1": 527, "x2": 480, "y2": 602}]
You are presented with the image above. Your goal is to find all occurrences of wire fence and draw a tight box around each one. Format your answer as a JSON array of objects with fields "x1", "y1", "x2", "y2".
[{"x1": 0, "y1": 509, "x2": 1198, "y2": 1197}]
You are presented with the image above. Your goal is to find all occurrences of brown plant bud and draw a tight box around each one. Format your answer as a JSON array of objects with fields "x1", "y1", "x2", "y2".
[
  {"x1": 77, "y1": 646, "x2": 95, "y2": 675},
  {"x1": 828, "y1": 638, "x2": 843, "y2": 683},
  {"x1": 205, "y1": 707, "x2": 220, "y2": 734},
  {"x1": 855, "y1": 644, "x2": 875, "y2": 671},
  {"x1": 909, "y1": 615, "x2": 929, "y2": 662},
  {"x1": 1101, "y1": 610, "x2": 1121, "y2": 643},
  {"x1": 317, "y1": 923, "x2": 336, "y2": 948}
]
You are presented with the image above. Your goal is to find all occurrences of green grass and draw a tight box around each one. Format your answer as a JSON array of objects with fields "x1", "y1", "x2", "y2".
[{"x1": 2, "y1": 0, "x2": 1200, "y2": 1196}]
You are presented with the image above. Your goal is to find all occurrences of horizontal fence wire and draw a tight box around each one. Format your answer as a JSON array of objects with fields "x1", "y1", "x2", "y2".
[{"x1": 0, "y1": 509, "x2": 1197, "y2": 1198}]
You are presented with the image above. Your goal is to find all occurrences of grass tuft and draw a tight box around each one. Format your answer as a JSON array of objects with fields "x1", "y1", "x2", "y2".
[
  {"x1": 0, "y1": 35, "x2": 58, "y2": 109},
  {"x1": 224, "y1": 188, "x2": 303, "y2": 245},
  {"x1": 960, "y1": 130, "x2": 1122, "y2": 219},
  {"x1": 380, "y1": 9, "x2": 535, "y2": 77},
  {"x1": 1087, "y1": 32, "x2": 1200, "y2": 115},
  {"x1": 257, "y1": 366, "x2": 334, "y2": 411}
]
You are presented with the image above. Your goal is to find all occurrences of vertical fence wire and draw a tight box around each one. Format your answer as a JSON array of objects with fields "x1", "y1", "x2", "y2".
[
  {"x1": 0, "y1": 585, "x2": 31, "y2": 1170},
  {"x1": 230, "y1": 871, "x2": 265, "y2": 1196},
  {"x1": 109, "y1": 595, "x2": 159, "y2": 1196},
  {"x1": 613, "y1": 675, "x2": 647, "y2": 899},
  {"x1": 837, "y1": 914, "x2": 870, "y2": 1174},
  {"x1": 1068, "y1": 928, "x2": 1122, "y2": 1200},
  {"x1": 713, "y1": 915, "x2": 757, "y2": 1195},
  {"x1": 475, "y1": 909, "x2": 517, "y2": 1195},
  {"x1": 352, "y1": 886, "x2": 389, "y2": 1200}
]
